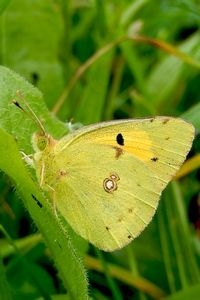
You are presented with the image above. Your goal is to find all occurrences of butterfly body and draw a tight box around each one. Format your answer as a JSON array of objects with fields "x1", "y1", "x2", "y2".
[{"x1": 33, "y1": 117, "x2": 194, "y2": 251}]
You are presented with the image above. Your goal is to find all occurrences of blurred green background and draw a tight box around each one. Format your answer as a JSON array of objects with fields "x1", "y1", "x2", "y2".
[{"x1": 0, "y1": 1, "x2": 200, "y2": 299}]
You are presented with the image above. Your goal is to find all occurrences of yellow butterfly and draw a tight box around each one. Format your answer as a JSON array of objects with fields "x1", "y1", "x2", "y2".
[{"x1": 31, "y1": 116, "x2": 194, "y2": 251}]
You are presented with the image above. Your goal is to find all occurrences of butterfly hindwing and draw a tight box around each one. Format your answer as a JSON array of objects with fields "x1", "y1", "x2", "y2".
[{"x1": 34, "y1": 117, "x2": 194, "y2": 251}]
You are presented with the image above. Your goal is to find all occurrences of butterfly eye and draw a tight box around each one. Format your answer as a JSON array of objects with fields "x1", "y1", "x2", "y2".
[
  {"x1": 32, "y1": 132, "x2": 48, "y2": 151},
  {"x1": 37, "y1": 135, "x2": 48, "y2": 150}
]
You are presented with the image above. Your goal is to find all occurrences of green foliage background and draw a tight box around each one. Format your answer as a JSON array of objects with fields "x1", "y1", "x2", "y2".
[{"x1": 0, "y1": 1, "x2": 200, "y2": 299}]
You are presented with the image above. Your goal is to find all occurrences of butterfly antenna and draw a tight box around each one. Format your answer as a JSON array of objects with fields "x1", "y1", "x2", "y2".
[{"x1": 13, "y1": 90, "x2": 46, "y2": 135}]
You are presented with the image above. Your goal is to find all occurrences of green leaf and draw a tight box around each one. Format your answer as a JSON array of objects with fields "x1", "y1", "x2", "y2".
[
  {"x1": 181, "y1": 103, "x2": 200, "y2": 130},
  {"x1": 0, "y1": 0, "x2": 11, "y2": 15},
  {"x1": 0, "y1": 0, "x2": 65, "y2": 107},
  {"x1": 0, "y1": 65, "x2": 66, "y2": 153},
  {"x1": 165, "y1": 284, "x2": 200, "y2": 300},
  {"x1": 0, "y1": 258, "x2": 12, "y2": 300},
  {"x1": 74, "y1": 50, "x2": 114, "y2": 124},
  {"x1": 146, "y1": 32, "x2": 200, "y2": 113}
]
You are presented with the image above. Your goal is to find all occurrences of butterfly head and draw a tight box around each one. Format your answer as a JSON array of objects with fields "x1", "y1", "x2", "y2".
[{"x1": 32, "y1": 132, "x2": 55, "y2": 152}]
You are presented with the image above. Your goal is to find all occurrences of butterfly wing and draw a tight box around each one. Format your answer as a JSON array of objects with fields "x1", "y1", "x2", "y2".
[{"x1": 37, "y1": 117, "x2": 194, "y2": 251}]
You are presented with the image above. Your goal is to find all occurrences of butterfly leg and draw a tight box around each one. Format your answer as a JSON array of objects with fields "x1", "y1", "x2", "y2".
[
  {"x1": 21, "y1": 151, "x2": 34, "y2": 167},
  {"x1": 38, "y1": 163, "x2": 59, "y2": 218},
  {"x1": 53, "y1": 193, "x2": 58, "y2": 218},
  {"x1": 48, "y1": 189, "x2": 59, "y2": 220},
  {"x1": 39, "y1": 163, "x2": 45, "y2": 187}
]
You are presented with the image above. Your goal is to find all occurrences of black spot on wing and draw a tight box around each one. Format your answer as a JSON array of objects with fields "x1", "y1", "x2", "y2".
[
  {"x1": 116, "y1": 133, "x2": 124, "y2": 146},
  {"x1": 151, "y1": 157, "x2": 158, "y2": 162}
]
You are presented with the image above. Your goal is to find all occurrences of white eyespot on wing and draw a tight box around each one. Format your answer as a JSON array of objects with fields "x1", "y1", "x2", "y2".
[
  {"x1": 103, "y1": 178, "x2": 117, "y2": 193},
  {"x1": 103, "y1": 173, "x2": 120, "y2": 193}
]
